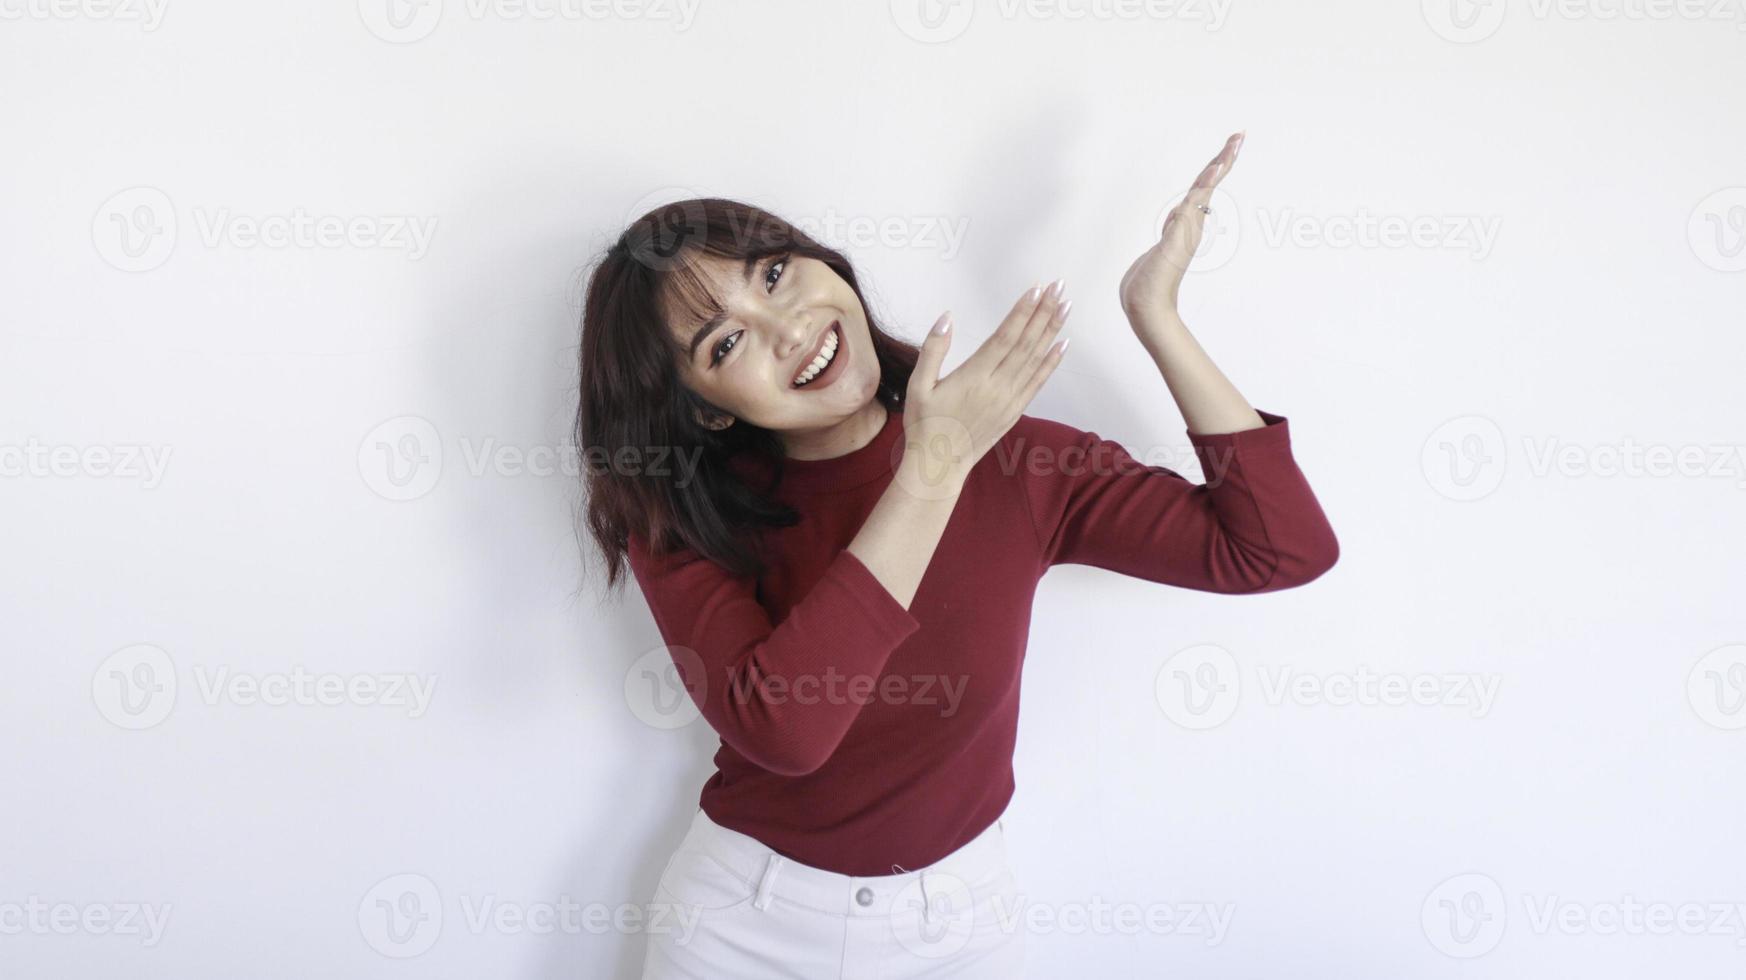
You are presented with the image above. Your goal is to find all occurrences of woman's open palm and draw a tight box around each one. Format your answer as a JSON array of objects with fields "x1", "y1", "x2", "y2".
[
  {"x1": 1118, "y1": 131, "x2": 1244, "y2": 321},
  {"x1": 900, "y1": 281, "x2": 1072, "y2": 496}
]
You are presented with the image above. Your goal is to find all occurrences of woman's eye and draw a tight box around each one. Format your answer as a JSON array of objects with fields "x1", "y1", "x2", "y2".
[
  {"x1": 709, "y1": 255, "x2": 787, "y2": 366},
  {"x1": 711, "y1": 330, "x2": 740, "y2": 365}
]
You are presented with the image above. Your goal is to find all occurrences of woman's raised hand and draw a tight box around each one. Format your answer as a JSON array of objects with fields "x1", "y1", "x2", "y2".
[
  {"x1": 1118, "y1": 131, "x2": 1243, "y2": 324},
  {"x1": 898, "y1": 280, "x2": 1072, "y2": 498}
]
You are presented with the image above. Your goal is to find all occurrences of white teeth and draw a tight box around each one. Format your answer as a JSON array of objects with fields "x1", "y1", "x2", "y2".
[{"x1": 793, "y1": 327, "x2": 839, "y2": 386}]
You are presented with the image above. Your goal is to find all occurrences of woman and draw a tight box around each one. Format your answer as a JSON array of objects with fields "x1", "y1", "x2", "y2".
[{"x1": 575, "y1": 131, "x2": 1339, "y2": 978}]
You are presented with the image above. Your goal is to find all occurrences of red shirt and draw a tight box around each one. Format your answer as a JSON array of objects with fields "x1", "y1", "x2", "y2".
[{"x1": 627, "y1": 406, "x2": 1338, "y2": 876}]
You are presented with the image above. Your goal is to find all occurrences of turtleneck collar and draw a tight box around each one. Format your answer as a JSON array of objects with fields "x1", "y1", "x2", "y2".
[{"x1": 734, "y1": 403, "x2": 907, "y2": 495}]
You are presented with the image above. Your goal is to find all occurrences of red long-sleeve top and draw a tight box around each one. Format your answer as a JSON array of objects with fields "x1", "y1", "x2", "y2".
[{"x1": 626, "y1": 406, "x2": 1338, "y2": 876}]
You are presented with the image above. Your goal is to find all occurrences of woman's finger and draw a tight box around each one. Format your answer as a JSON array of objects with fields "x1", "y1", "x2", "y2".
[
  {"x1": 908, "y1": 311, "x2": 953, "y2": 394},
  {"x1": 1013, "y1": 332, "x2": 1069, "y2": 412},
  {"x1": 1005, "y1": 294, "x2": 1070, "y2": 391},
  {"x1": 1183, "y1": 133, "x2": 1241, "y2": 211},
  {"x1": 995, "y1": 279, "x2": 1065, "y2": 378},
  {"x1": 1181, "y1": 168, "x2": 1222, "y2": 213},
  {"x1": 963, "y1": 284, "x2": 1047, "y2": 375}
]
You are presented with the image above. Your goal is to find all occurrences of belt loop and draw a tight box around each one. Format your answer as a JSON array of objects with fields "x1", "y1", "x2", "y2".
[
  {"x1": 752, "y1": 853, "x2": 783, "y2": 911},
  {"x1": 893, "y1": 863, "x2": 930, "y2": 924}
]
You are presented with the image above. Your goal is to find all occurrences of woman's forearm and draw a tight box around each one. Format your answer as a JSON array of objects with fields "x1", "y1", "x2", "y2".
[
  {"x1": 1132, "y1": 309, "x2": 1265, "y2": 437},
  {"x1": 845, "y1": 456, "x2": 963, "y2": 610}
]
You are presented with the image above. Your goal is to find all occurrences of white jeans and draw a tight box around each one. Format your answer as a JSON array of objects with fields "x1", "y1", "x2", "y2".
[{"x1": 641, "y1": 807, "x2": 1027, "y2": 979}]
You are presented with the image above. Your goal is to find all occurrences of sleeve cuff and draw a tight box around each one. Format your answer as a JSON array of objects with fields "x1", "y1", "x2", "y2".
[
  {"x1": 1186, "y1": 408, "x2": 1292, "y2": 453},
  {"x1": 829, "y1": 549, "x2": 923, "y2": 641}
]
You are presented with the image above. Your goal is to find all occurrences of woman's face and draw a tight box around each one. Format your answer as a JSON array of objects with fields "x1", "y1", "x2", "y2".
[{"x1": 665, "y1": 252, "x2": 885, "y2": 454}]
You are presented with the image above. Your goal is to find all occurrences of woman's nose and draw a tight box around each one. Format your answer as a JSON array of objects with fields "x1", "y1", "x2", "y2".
[{"x1": 774, "y1": 314, "x2": 810, "y2": 356}]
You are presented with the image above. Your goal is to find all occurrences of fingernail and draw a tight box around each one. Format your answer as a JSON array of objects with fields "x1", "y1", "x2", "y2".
[
  {"x1": 1025, "y1": 284, "x2": 1042, "y2": 303},
  {"x1": 1059, "y1": 336, "x2": 1071, "y2": 355},
  {"x1": 935, "y1": 312, "x2": 952, "y2": 335},
  {"x1": 1047, "y1": 278, "x2": 1065, "y2": 300},
  {"x1": 1058, "y1": 299, "x2": 1073, "y2": 322}
]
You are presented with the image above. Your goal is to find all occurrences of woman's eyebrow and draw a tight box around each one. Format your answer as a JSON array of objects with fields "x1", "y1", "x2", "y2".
[{"x1": 686, "y1": 255, "x2": 764, "y2": 360}]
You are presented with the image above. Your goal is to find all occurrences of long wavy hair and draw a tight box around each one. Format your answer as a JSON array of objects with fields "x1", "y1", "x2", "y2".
[{"x1": 574, "y1": 197, "x2": 921, "y2": 594}]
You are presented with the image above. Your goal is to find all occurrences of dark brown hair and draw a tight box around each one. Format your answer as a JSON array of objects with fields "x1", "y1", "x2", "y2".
[{"x1": 574, "y1": 197, "x2": 921, "y2": 594}]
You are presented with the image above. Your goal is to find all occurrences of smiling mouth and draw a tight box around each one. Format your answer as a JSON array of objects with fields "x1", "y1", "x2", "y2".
[{"x1": 791, "y1": 322, "x2": 841, "y2": 387}]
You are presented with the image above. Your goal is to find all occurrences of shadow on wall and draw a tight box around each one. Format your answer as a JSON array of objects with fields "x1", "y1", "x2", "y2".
[
  {"x1": 411, "y1": 172, "x2": 721, "y2": 978},
  {"x1": 949, "y1": 101, "x2": 1165, "y2": 440}
]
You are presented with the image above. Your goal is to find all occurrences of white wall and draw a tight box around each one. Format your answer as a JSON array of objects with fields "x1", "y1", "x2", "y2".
[{"x1": 3, "y1": 1, "x2": 1743, "y2": 976}]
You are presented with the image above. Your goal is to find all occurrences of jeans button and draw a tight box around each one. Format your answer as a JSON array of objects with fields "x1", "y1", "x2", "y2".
[{"x1": 855, "y1": 886, "x2": 873, "y2": 907}]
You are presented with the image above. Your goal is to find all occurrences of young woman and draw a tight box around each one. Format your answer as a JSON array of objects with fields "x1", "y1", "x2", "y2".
[{"x1": 575, "y1": 132, "x2": 1339, "y2": 978}]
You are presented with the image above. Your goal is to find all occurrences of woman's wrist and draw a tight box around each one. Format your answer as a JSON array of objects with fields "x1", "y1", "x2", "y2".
[{"x1": 892, "y1": 451, "x2": 970, "y2": 503}]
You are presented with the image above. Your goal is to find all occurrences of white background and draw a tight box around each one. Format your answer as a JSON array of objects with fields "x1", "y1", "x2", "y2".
[{"x1": 3, "y1": 0, "x2": 1744, "y2": 976}]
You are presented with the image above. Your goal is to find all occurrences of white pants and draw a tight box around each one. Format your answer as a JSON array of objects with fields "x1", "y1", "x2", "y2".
[{"x1": 641, "y1": 807, "x2": 1027, "y2": 979}]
